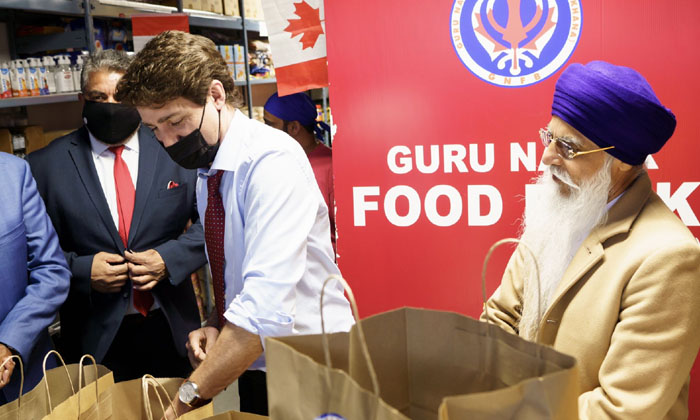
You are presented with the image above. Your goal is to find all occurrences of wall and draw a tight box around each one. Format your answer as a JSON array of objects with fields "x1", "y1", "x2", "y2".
[{"x1": 326, "y1": 0, "x2": 700, "y2": 416}]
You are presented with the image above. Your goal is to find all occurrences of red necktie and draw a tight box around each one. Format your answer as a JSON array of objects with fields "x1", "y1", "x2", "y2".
[
  {"x1": 111, "y1": 145, "x2": 153, "y2": 317},
  {"x1": 205, "y1": 171, "x2": 227, "y2": 328}
]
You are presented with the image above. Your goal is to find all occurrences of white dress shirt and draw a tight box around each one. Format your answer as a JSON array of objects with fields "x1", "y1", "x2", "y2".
[
  {"x1": 89, "y1": 131, "x2": 139, "y2": 228},
  {"x1": 89, "y1": 130, "x2": 158, "y2": 314},
  {"x1": 197, "y1": 110, "x2": 354, "y2": 371}
]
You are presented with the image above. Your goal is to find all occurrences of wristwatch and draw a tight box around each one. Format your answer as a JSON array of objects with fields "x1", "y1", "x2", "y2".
[{"x1": 178, "y1": 380, "x2": 210, "y2": 408}]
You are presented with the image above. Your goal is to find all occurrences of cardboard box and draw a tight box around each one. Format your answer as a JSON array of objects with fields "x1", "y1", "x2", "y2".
[
  {"x1": 219, "y1": 45, "x2": 236, "y2": 79},
  {"x1": 201, "y1": 0, "x2": 223, "y2": 14},
  {"x1": 222, "y1": 0, "x2": 239, "y2": 16},
  {"x1": 233, "y1": 44, "x2": 247, "y2": 81},
  {"x1": 0, "y1": 129, "x2": 11, "y2": 154},
  {"x1": 0, "y1": 126, "x2": 46, "y2": 155},
  {"x1": 22, "y1": 125, "x2": 46, "y2": 154},
  {"x1": 183, "y1": 0, "x2": 202, "y2": 10},
  {"x1": 244, "y1": 0, "x2": 263, "y2": 19}
]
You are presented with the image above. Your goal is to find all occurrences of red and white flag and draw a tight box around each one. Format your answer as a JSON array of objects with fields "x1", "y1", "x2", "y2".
[
  {"x1": 132, "y1": 14, "x2": 189, "y2": 53},
  {"x1": 261, "y1": 0, "x2": 328, "y2": 96}
]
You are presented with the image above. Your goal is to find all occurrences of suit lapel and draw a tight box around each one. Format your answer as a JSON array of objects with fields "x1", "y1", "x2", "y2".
[
  {"x1": 68, "y1": 127, "x2": 124, "y2": 251},
  {"x1": 127, "y1": 126, "x2": 160, "y2": 249},
  {"x1": 543, "y1": 173, "x2": 653, "y2": 319}
]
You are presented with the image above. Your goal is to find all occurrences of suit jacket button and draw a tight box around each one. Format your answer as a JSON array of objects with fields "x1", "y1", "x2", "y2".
[{"x1": 123, "y1": 292, "x2": 128, "y2": 299}]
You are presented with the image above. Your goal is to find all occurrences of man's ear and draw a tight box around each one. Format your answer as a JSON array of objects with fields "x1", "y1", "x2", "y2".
[
  {"x1": 287, "y1": 120, "x2": 302, "y2": 136},
  {"x1": 209, "y1": 79, "x2": 227, "y2": 110}
]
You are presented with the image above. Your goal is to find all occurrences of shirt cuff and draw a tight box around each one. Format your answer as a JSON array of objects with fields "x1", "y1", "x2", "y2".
[{"x1": 224, "y1": 296, "x2": 294, "y2": 350}]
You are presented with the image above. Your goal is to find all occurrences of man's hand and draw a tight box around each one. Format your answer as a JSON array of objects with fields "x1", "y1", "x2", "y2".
[
  {"x1": 0, "y1": 344, "x2": 16, "y2": 390},
  {"x1": 124, "y1": 249, "x2": 168, "y2": 291},
  {"x1": 162, "y1": 396, "x2": 191, "y2": 420},
  {"x1": 91, "y1": 252, "x2": 129, "y2": 293},
  {"x1": 186, "y1": 327, "x2": 220, "y2": 369}
]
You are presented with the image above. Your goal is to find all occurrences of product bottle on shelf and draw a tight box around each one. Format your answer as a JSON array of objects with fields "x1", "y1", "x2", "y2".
[
  {"x1": 43, "y1": 56, "x2": 57, "y2": 94},
  {"x1": 33, "y1": 58, "x2": 49, "y2": 96},
  {"x1": 11, "y1": 132, "x2": 26, "y2": 158},
  {"x1": 72, "y1": 55, "x2": 84, "y2": 92},
  {"x1": 27, "y1": 58, "x2": 40, "y2": 96},
  {"x1": 54, "y1": 56, "x2": 73, "y2": 93},
  {"x1": 10, "y1": 60, "x2": 28, "y2": 97},
  {"x1": 0, "y1": 62, "x2": 11, "y2": 99}
]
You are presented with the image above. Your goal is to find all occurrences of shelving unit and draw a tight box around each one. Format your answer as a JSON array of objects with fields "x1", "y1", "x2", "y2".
[
  {"x1": 234, "y1": 77, "x2": 275, "y2": 87},
  {"x1": 0, "y1": 93, "x2": 80, "y2": 108},
  {"x1": 0, "y1": 0, "x2": 271, "y2": 115}
]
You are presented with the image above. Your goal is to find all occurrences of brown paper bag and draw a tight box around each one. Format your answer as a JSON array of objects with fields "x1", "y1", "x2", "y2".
[
  {"x1": 0, "y1": 351, "x2": 112, "y2": 420},
  {"x1": 266, "y1": 275, "x2": 409, "y2": 420},
  {"x1": 345, "y1": 307, "x2": 578, "y2": 420},
  {"x1": 344, "y1": 239, "x2": 578, "y2": 419},
  {"x1": 345, "y1": 239, "x2": 578, "y2": 420},
  {"x1": 42, "y1": 355, "x2": 114, "y2": 420},
  {"x1": 109, "y1": 376, "x2": 213, "y2": 420},
  {"x1": 0, "y1": 356, "x2": 25, "y2": 420},
  {"x1": 201, "y1": 410, "x2": 267, "y2": 419}
]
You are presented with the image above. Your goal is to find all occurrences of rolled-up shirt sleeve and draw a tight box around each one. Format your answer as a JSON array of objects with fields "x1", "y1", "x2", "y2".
[{"x1": 224, "y1": 149, "x2": 318, "y2": 344}]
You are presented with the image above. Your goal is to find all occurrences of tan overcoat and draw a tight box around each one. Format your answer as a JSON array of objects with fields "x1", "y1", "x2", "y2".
[{"x1": 483, "y1": 173, "x2": 700, "y2": 419}]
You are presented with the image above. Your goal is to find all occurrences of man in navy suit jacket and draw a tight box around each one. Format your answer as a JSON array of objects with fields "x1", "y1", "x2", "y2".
[
  {"x1": 27, "y1": 50, "x2": 206, "y2": 381},
  {"x1": 0, "y1": 152, "x2": 70, "y2": 403}
]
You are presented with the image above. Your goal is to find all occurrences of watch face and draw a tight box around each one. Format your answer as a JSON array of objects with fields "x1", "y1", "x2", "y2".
[{"x1": 179, "y1": 382, "x2": 197, "y2": 404}]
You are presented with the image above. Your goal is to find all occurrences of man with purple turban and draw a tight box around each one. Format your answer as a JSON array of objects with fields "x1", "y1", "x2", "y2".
[
  {"x1": 264, "y1": 92, "x2": 336, "y2": 254},
  {"x1": 482, "y1": 61, "x2": 700, "y2": 419}
]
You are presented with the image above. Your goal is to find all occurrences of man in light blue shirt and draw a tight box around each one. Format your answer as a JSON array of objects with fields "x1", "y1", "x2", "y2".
[{"x1": 115, "y1": 30, "x2": 354, "y2": 416}]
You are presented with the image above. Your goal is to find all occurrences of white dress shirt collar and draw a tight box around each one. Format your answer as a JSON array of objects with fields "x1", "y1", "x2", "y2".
[
  {"x1": 201, "y1": 109, "x2": 246, "y2": 177},
  {"x1": 88, "y1": 127, "x2": 140, "y2": 156}
]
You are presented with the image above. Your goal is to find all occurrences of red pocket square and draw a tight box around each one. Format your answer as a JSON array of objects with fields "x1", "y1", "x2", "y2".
[{"x1": 167, "y1": 181, "x2": 180, "y2": 189}]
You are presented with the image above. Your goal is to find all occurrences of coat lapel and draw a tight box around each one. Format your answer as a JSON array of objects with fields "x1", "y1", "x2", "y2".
[
  {"x1": 543, "y1": 173, "x2": 653, "y2": 320},
  {"x1": 67, "y1": 127, "x2": 124, "y2": 251},
  {"x1": 127, "y1": 126, "x2": 160, "y2": 249}
]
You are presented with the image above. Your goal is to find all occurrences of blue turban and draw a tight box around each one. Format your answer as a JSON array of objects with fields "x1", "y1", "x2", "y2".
[
  {"x1": 264, "y1": 92, "x2": 330, "y2": 141},
  {"x1": 551, "y1": 61, "x2": 676, "y2": 165}
]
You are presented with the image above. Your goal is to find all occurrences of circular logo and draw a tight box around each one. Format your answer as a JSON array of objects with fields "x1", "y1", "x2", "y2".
[
  {"x1": 451, "y1": 0, "x2": 583, "y2": 87},
  {"x1": 314, "y1": 414, "x2": 347, "y2": 420}
]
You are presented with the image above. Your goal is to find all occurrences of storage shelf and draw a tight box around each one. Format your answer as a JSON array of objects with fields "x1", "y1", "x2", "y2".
[
  {"x1": 0, "y1": 0, "x2": 83, "y2": 16},
  {"x1": 234, "y1": 78, "x2": 276, "y2": 87},
  {"x1": 0, "y1": 0, "x2": 263, "y2": 33},
  {"x1": 0, "y1": 93, "x2": 80, "y2": 108},
  {"x1": 94, "y1": 0, "x2": 260, "y2": 32}
]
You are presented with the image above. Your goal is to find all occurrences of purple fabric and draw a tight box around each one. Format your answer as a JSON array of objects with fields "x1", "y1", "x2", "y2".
[
  {"x1": 264, "y1": 92, "x2": 317, "y2": 126},
  {"x1": 551, "y1": 61, "x2": 676, "y2": 165},
  {"x1": 264, "y1": 92, "x2": 330, "y2": 141}
]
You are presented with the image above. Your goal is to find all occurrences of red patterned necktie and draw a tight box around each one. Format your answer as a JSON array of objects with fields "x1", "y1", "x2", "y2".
[
  {"x1": 110, "y1": 145, "x2": 153, "y2": 317},
  {"x1": 205, "y1": 170, "x2": 227, "y2": 328}
]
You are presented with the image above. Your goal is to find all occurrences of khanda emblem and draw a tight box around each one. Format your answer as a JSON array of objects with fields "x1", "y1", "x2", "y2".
[{"x1": 451, "y1": 0, "x2": 583, "y2": 87}]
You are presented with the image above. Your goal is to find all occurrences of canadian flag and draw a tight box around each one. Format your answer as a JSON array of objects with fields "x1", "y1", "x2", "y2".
[
  {"x1": 132, "y1": 14, "x2": 189, "y2": 53},
  {"x1": 261, "y1": 0, "x2": 328, "y2": 96}
]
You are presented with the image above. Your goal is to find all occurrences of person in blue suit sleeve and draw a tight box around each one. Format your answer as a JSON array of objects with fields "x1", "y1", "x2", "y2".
[{"x1": 0, "y1": 152, "x2": 70, "y2": 404}]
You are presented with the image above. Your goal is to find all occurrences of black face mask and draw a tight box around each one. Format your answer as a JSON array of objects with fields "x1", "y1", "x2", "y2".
[
  {"x1": 165, "y1": 102, "x2": 220, "y2": 170},
  {"x1": 82, "y1": 100, "x2": 141, "y2": 145}
]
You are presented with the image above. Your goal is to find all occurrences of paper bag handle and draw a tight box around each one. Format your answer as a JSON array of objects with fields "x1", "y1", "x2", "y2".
[
  {"x1": 42, "y1": 350, "x2": 76, "y2": 411},
  {"x1": 481, "y1": 238, "x2": 541, "y2": 327},
  {"x1": 320, "y1": 274, "x2": 380, "y2": 397},
  {"x1": 1, "y1": 355, "x2": 24, "y2": 420},
  {"x1": 77, "y1": 354, "x2": 100, "y2": 420},
  {"x1": 141, "y1": 375, "x2": 178, "y2": 420}
]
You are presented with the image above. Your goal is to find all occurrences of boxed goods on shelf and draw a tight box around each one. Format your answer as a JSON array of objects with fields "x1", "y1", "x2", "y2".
[{"x1": 222, "y1": 0, "x2": 239, "y2": 16}]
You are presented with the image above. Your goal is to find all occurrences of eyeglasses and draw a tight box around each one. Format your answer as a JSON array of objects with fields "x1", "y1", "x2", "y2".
[{"x1": 539, "y1": 128, "x2": 614, "y2": 160}]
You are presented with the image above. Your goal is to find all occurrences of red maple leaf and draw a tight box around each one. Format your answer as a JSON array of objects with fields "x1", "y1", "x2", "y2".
[{"x1": 284, "y1": 1, "x2": 324, "y2": 50}]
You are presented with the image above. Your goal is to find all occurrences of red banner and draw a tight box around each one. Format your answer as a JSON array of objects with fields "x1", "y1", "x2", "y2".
[
  {"x1": 326, "y1": 0, "x2": 700, "y2": 415},
  {"x1": 131, "y1": 13, "x2": 189, "y2": 52}
]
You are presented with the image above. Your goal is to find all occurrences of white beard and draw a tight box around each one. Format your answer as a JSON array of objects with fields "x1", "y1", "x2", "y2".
[{"x1": 517, "y1": 158, "x2": 613, "y2": 341}]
